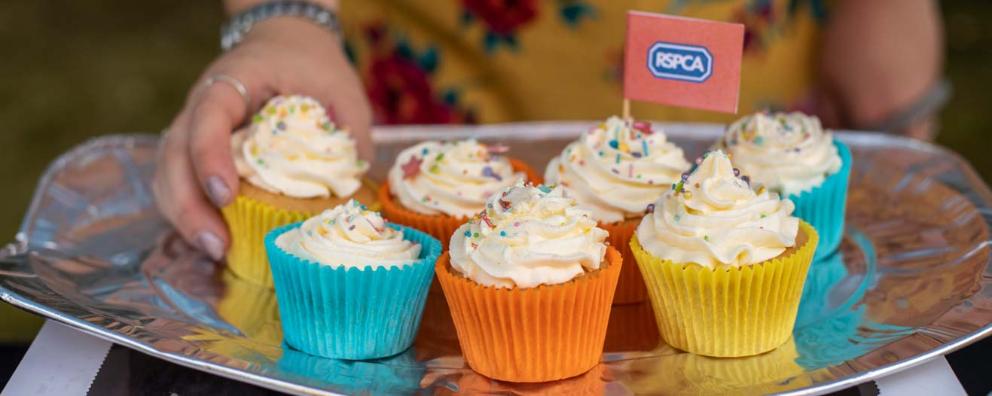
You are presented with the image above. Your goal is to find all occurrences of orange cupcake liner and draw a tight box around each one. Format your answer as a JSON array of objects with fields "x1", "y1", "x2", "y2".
[
  {"x1": 379, "y1": 157, "x2": 541, "y2": 250},
  {"x1": 599, "y1": 219, "x2": 645, "y2": 304},
  {"x1": 435, "y1": 247, "x2": 622, "y2": 383}
]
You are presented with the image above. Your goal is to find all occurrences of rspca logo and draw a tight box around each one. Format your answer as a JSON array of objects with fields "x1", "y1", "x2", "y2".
[{"x1": 647, "y1": 42, "x2": 713, "y2": 83}]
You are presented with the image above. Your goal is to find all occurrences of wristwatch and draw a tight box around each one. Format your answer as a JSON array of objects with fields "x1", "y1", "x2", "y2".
[{"x1": 220, "y1": 1, "x2": 341, "y2": 51}]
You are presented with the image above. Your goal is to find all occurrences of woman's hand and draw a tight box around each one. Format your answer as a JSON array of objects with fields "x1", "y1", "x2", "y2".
[{"x1": 153, "y1": 15, "x2": 372, "y2": 260}]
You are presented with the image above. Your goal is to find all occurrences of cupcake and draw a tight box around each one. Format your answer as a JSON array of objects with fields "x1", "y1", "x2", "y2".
[
  {"x1": 546, "y1": 116, "x2": 690, "y2": 304},
  {"x1": 223, "y1": 95, "x2": 377, "y2": 287},
  {"x1": 630, "y1": 150, "x2": 818, "y2": 357},
  {"x1": 719, "y1": 111, "x2": 850, "y2": 260},
  {"x1": 436, "y1": 182, "x2": 622, "y2": 382},
  {"x1": 264, "y1": 200, "x2": 441, "y2": 359},
  {"x1": 379, "y1": 139, "x2": 540, "y2": 249}
]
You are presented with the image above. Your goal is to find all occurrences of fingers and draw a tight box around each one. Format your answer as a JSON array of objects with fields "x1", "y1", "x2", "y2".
[
  {"x1": 322, "y1": 67, "x2": 374, "y2": 162},
  {"x1": 153, "y1": 109, "x2": 230, "y2": 261},
  {"x1": 187, "y1": 79, "x2": 250, "y2": 208}
]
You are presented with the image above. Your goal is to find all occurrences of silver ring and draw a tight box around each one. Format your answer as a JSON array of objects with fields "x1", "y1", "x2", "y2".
[{"x1": 204, "y1": 74, "x2": 251, "y2": 114}]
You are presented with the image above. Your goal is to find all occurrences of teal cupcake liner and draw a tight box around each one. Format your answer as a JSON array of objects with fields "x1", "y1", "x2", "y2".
[
  {"x1": 788, "y1": 139, "x2": 852, "y2": 261},
  {"x1": 265, "y1": 222, "x2": 442, "y2": 360}
]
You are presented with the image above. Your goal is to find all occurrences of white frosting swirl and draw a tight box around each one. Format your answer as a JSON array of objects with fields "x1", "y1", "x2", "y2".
[
  {"x1": 545, "y1": 116, "x2": 690, "y2": 223},
  {"x1": 449, "y1": 182, "x2": 608, "y2": 289},
  {"x1": 636, "y1": 151, "x2": 799, "y2": 268},
  {"x1": 276, "y1": 200, "x2": 421, "y2": 269},
  {"x1": 720, "y1": 112, "x2": 842, "y2": 196},
  {"x1": 232, "y1": 95, "x2": 369, "y2": 199},
  {"x1": 387, "y1": 139, "x2": 524, "y2": 218}
]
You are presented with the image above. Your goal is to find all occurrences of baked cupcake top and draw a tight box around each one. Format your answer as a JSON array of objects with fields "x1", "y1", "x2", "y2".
[
  {"x1": 636, "y1": 150, "x2": 799, "y2": 268},
  {"x1": 545, "y1": 116, "x2": 690, "y2": 223},
  {"x1": 719, "y1": 111, "x2": 842, "y2": 196},
  {"x1": 387, "y1": 139, "x2": 524, "y2": 218},
  {"x1": 231, "y1": 95, "x2": 369, "y2": 199},
  {"x1": 449, "y1": 182, "x2": 608, "y2": 289},
  {"x1": 276, "y1": 200, "x2": 421, "y2": 269}
]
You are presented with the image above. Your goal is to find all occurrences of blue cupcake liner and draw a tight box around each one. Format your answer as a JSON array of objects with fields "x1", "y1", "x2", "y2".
[
  {"x1": 787, "y1": 139, "x2": 852, "y2": 261},
  {"x1": 265, "y1": 222, "x2": 442, "y2": 360}
]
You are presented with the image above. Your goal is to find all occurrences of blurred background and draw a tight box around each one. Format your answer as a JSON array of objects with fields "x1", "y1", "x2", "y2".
[{"x1": 0, "y1": 0, "x2": 989, "y2": 370}]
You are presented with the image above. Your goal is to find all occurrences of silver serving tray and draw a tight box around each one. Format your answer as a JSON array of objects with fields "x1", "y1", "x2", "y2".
[{"x1": 1, "y1": 122, "x2": 990, "y2": 395}]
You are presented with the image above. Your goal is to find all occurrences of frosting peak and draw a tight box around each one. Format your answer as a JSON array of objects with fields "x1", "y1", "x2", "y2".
[
  {"x1": 276, "y1": 200, "x2": 421, "y2": 269},
  {"x1": 546, "y1": 116, "x2": 690, "y2": 223},
  {"x1": 387, "y1": 139, "x2": 524, "y2": 217},
  {"x1": 636, "y1": 151, "x2": 799, "y2": 268},
  {"x1": 449, "y1": 182, "x2": 608, "y2": 289},
  {"x1": 720, "y1": 112, "x2": 841, "y2": 196},
  {"x1": 233, "y1": 95, "x2": 369, "y2": 199}
]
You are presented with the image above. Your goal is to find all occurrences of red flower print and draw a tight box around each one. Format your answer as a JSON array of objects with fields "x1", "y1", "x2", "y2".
[
  {"x1": 366, "y1": 54, "x2": 458, "y2": 124},
  {"x1": 462, "y1": 0, "x2": 538, "y2": 35}
]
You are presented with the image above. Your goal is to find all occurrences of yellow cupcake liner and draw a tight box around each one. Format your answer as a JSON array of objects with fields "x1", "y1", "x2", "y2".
[
  {"x1": 631, "y1": 222, "x2": 818, "y2": 357},
  {"x1": 222, "y1": 195, "x2": 312, "y2": 288}
]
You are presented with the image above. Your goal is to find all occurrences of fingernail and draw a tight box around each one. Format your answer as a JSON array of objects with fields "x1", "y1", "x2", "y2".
[
  {"x1": 196, "y1": 231, "x2": 225, "y2": 261},
  {"x1": 205, "y1": 176, "x2": 231, "y2": 207}
]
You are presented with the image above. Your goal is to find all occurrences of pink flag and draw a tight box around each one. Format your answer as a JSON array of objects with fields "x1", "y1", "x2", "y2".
[{"x1": 623, "y1": 11, "x2": 745, "y2": 113}]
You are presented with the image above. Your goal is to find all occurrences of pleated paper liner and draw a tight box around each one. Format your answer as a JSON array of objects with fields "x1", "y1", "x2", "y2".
[
  {"x1": 435, "y1": 247, "x2": 622, "y2": 383},
  {"x1": 599, "y1": 218, "x2": 646, "y2": 304},
  {"x1": 624, "y1": 338, "x2": 810, "y2": 394},
  {"x1": 222, "y1": 180, "x2": 380, "y2": 288},
  {"x1": 265, "y1": 222, "x2": 442, "y2": 360},
  {"x1": 631, "y1": 221, "x2": 818, "y2": 358},
  {"x1": 378, "y1": 157, "x2": 542, "y2": 251},
  {"x1": 223, "y1": 195, "x2": 310, "y2": 288},
  {"x1": 788, "y1": 139, "x2": 851, "y2": 261}
]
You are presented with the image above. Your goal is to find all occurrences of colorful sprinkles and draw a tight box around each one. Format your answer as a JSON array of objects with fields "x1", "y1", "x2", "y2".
[{"x1": 401, "y1": 155, "x2": 423, "y2": 180}]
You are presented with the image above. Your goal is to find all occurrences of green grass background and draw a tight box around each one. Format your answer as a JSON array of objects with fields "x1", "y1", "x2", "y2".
[{"x1": 0, "y1": 1, "x2": 989, "y2": 341}]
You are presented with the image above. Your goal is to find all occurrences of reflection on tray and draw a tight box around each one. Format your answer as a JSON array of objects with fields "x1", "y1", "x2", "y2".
[
  {"x1": 422, "y1": 362, "x2": 610, "y2": 395},
  {"x1": 280, "y1": 348, "x2": 426, "y2": 395},
  {"x1": 617, "y1": 338, "x2": 809, "y2": 394}
]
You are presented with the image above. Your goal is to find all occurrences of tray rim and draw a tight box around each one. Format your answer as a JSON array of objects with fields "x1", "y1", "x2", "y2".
[{"x1": 2, "y1": 122, "x2": 991, "y2": 396}]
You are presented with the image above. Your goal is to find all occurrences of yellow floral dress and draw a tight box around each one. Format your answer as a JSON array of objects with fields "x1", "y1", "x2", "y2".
[{"x1": 341, "y1": 0, "x2": 827, "y2": 125}]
